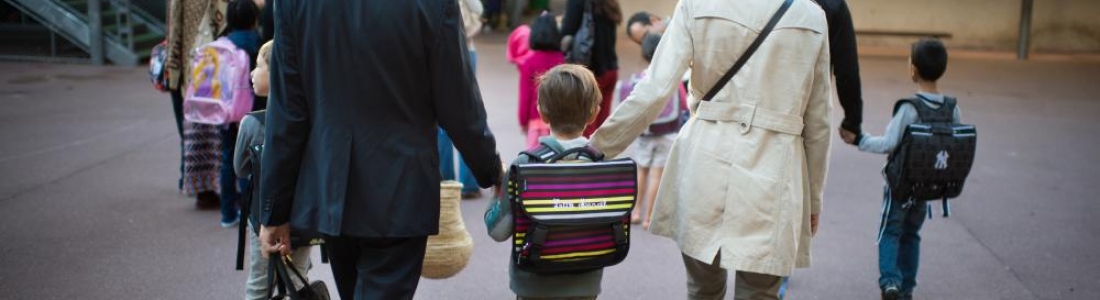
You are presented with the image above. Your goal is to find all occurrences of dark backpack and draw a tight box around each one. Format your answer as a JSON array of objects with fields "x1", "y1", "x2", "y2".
[
  {"x1": 565, "y1": 0, "x2": 594, "y2": 65},
  {"x1": 236, "y1": 110, "x2": 326, "y2": 270},
  {"x1": 509, "y1": 142, "x2": 637, "y2": 274},
  {"x1": 885, "y1": 96, "x2": 976, "y2": 207}
]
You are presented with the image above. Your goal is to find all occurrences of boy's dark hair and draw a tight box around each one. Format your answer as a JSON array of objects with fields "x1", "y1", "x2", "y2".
[
  {"x1": 640, "y1": 33, "x2": 661, "y2": 63},
  {"x1": 537, "y1": 64, "x2": 602, "y2": 134},
  {"x1": 911, "y1": 38, "x2": 948, "y2": 81},
  {"x1": 529, "y1": 13, "x2": 561, "y2": 51},
  {"x1": 221, "y1": 0, "x2": 259, "y2": 37},
  {"x1": 626, "y1": 11, "x2": 652, "y2": 35}
]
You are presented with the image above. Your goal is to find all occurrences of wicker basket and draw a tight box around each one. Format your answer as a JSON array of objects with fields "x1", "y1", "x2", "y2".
[{"x1": 421, "y1": 180, "x2": 474, "y2": 279}]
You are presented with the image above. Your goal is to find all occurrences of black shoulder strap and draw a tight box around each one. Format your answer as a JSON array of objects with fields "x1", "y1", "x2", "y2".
[
  {"x1": 942, "y1": 96, "x2": 958, "y2": 118},
  {"x1": 892, "y1": 98, "x2": 920, "y2": 117},
  {"x1": 702, "y1": 0, "x2": 794, "y2": 101},
  {"x1": 519, "y1": 143, "x2": 558, "y2": 163},
  {"x1": 248, "y1": 110, "x2": 267, "y2": 127},
  {"x1": 236, "y1": 125, "x2": 265, "y2": 270}
]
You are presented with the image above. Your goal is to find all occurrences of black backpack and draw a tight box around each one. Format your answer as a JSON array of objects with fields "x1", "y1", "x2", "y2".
[
  {"x1": 236, "y1": 110, "x2": 326, "y2": 270},
  {"x1": 884, "y1": 96, "x2": 976, "y2": 210}
]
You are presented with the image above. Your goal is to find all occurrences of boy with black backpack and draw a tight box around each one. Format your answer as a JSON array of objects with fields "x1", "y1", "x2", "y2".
[
  {"x1": 847, "y1": 39, "x2": 975, "y2": 300},
  {"x1": 485, "y1": 64, "x2": 635, "y2": 300},
  {"x1": 234, "y1": 41, "x2": 327, "y2": 300}
]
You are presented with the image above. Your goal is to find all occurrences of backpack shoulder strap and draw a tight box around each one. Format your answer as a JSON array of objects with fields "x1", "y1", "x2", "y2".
[
  {"x1": 247, "y1": 110, "x2": 266, "y2": 127},
  {"x1": 519, "y1": 142, "x2": 558, "y2": 163},
  {"x1": 942, "y1": 96, "x2": 958, "y2": 119},
  {"x1": 893, "y1": 97, "x2": 941, "y2": 122}
]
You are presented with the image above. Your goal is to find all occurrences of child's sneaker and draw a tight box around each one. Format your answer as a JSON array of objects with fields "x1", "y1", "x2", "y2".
[
  {"x1": 220, "y1": 216, "x2": 239, "y2": 228},
  {"x1": 881, "y1": 286, "x2": 900, "y2": 300}
]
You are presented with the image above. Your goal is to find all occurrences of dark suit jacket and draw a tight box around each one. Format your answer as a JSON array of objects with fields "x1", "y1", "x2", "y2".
[{"x1": 260, "y1": 0, "x2": 502, "y2": 238}]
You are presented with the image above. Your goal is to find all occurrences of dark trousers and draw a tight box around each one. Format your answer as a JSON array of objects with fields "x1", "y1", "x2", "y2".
[
  {"x1": 170, "y1": 89, "x2": 185, "y2": 188},
  {"x1": 324, "y1": 235, "x2": 428, "y2": 300}
]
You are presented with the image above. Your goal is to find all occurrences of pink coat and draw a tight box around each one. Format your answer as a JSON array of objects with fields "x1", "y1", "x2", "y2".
[
  {"x1": 517, "y1": 50, "x2": 565, "y2": 129},
  {"x1": 506, "y1": 25, "x2": 532, "y2": 66}
]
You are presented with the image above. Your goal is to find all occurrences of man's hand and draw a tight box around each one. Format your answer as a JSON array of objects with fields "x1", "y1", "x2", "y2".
[
  {"x1": 810, "y1": 213, "x2": 820, "y2": 237},
  {"x1": 839, "y1": 128, "x2": 858, "y2": 145},
  {"x1": 259, "y1": 223, "x2": 292, "y2": 259}
]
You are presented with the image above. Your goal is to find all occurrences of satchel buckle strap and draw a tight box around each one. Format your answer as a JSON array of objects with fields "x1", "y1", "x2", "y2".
[{"x1": 694, "y1": 101, "x2": 804, "y2": 135}]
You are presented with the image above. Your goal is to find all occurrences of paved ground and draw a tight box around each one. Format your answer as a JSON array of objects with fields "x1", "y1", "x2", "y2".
[{"x1": 2, "y1": 31, "x2": 1099, "y2": 300}]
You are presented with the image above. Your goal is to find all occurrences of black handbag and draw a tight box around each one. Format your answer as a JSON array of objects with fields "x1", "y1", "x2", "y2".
[{"x1": 266, "y1": 256, "x2": 330, "y2": 300}]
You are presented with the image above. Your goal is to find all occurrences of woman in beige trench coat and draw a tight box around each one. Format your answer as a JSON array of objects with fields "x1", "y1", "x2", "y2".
[{"x1": 590, "y1": 0, "x2": 832, "y2": 299}]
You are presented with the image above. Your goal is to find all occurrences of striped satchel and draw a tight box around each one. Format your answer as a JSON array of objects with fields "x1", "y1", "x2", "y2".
[{"x1": 510, "y1": 144, "x2": 637, "y2": 274}]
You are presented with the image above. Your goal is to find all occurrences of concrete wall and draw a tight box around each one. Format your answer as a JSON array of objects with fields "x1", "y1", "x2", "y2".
[
  {"x1": 848, "y1": 0, "x2": 1100, "y2": 52},
  {"x1": 618, "y1": 0, "x2": 1100, "y2": 53}
]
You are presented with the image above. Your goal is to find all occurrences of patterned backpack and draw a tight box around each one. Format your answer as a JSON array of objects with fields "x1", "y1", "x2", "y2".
[
  {"x1": 148, "y1": 40, "x2": 169, "y2": 92},
  {"x1": 183, "y1": 37, "x2": 254, "y2": 125},
  {"x1": 613, "y1": 72, "x2": 689, "y2": 136},
  {"x1": 885, "y1": 96, "x2": 976, "y2": 215},
  {"x1": 509, "y1": 143, "x2": 637, "y2": 274}
]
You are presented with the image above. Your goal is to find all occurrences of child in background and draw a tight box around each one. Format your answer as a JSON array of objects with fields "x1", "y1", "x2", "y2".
[
  {"x1": 216, "y1": 0, "x2": 261, "y2": 228},
  {"x1": 850, "y1": 38, "x2": 959, "y2": 300},
  {"x1": 235, "y1": 41, "x2": 317, "y2": 300},
  {"x1": 485, "y1": 64, "x2": 605, "y2": 300},
  {"x1": 506, "y1": 24, "x2": 532, "y2": 67},
  {"x1": 517, "y1": 12, "x2": 565, "y2": 148},
  {"x1": 616, "y1": 33, "x2": 686, "y2": 228}
]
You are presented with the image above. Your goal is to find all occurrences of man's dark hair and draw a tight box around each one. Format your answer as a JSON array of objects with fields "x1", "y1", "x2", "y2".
[
  {"x1": 911, "y1": 38, "x2": 948, "y2": 81},
  {"x1": 221, "y1": 0, "x2": 259, "y2": 37},
  {"x1": 529, "y1": 13, "x2": 561, "y2": 51},
  {"x1": 641, "y1": 33, "x2": 661, "y2": 63},
  {"x1": 626, "y1": 11, "x2": 653, "y2": 36}
]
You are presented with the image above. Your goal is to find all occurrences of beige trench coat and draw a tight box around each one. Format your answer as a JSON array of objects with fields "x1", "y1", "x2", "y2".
[{"x1": 591, "y1": 0, "x2": 832, "y2": 277}]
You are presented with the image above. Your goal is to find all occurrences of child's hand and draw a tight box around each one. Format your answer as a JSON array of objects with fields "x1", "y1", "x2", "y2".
[
  {"x1": 810, "y1": 213, "x2": 820, "y2": 237},
  {"x1": 839, "y1": 129, "x2": 858, "y2": 145}
]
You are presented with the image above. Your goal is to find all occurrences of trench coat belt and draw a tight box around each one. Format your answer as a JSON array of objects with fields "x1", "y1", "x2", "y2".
[{"x1": 694, "y1": 100, "x2": 805, "y2": 136}]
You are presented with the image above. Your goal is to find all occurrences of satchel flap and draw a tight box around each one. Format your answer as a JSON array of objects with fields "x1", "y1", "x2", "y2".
[{"x1": 514, "y1": 158, "x2": 637, "y2": 225}]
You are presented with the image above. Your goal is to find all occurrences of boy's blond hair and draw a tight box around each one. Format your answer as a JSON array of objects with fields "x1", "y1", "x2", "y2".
[
  {"x1": 257, "y1": 40, "x2": 274, "y2": 66},
  {"x1": 537, "y1": 64, "x2": 602, "y2": 135}
]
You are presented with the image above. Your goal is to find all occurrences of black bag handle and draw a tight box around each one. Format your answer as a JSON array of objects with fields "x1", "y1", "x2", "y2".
[
  {"x1": 545, "y1": 146, "x2": 604, "y2": 163},
  {"x1": 266, "y1": 255, "x2": 316, "y2": 300},
  {"x1": 701, "y1": 0, "x2": 794, "y2": 101}
]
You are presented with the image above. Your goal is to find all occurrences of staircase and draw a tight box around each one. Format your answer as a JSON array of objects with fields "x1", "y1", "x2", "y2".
[{"x1": 3, "y1": 0, "x2": 164, "y2": 66}]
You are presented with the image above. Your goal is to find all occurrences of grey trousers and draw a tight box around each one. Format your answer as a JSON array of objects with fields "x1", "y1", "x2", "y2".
[{"x1": 682, "y1": 253, "x2": 782, "y2": 300}]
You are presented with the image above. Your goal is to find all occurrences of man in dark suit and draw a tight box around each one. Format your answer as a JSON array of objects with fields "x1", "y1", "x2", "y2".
[{"x1": 257, "y1": 0, "x2": 503, "y2": 299}]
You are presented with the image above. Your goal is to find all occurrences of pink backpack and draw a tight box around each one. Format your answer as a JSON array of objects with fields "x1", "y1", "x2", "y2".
[
  {"x1": 613, "y1": 72, "x2": 688, "y2": 136},
  {"x1": 183, "y1": 37, "x2": 253, "y2": 125}
]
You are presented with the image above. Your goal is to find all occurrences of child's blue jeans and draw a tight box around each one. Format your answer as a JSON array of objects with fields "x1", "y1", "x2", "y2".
[
  {"x1": 437, "y1": 129, "x2": 479, "y2": 193},
  {"x1": 878, "y1": 186, "x2": 928, "y2": 297},
  {"x1": 220, "y1": 125, "x2": 245, "y2": 224}
]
